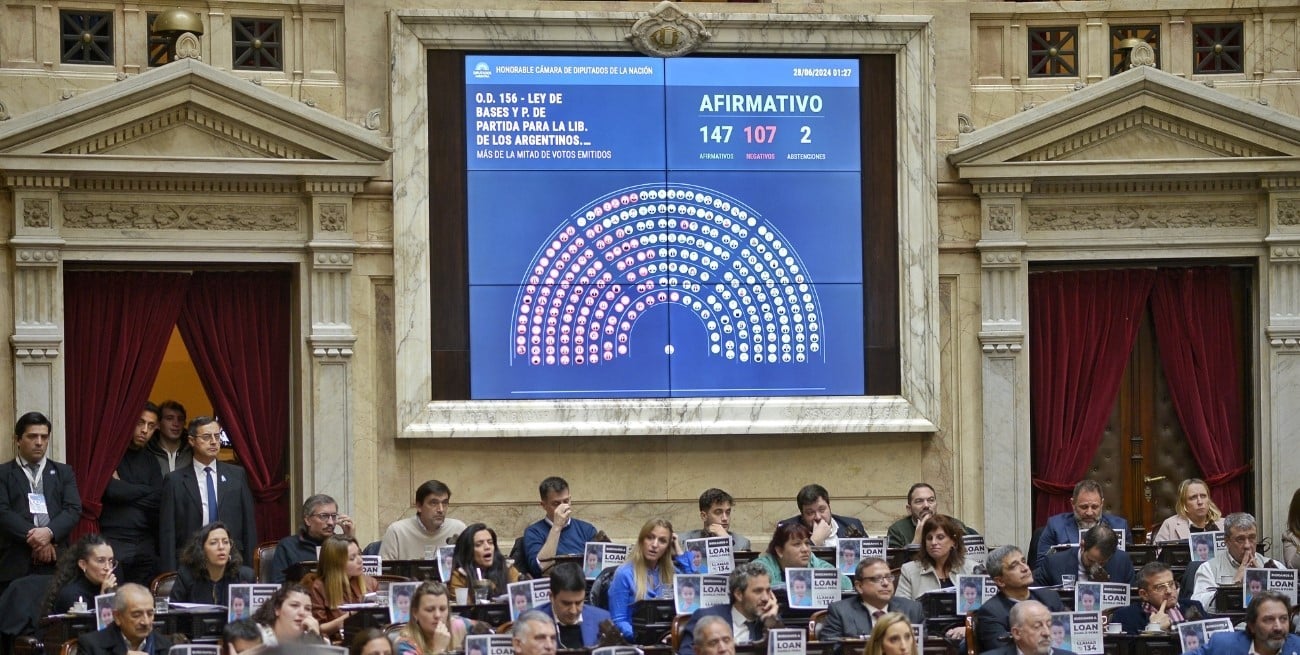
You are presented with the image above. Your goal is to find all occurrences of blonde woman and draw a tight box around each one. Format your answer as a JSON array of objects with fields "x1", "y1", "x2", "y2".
[
  {"x1": 865, "y1": 612, "x2": 917, "y2": 655},
  {"x1": 1153, "y1": 479, "x2": 1224, "y2": 542},
  {"x1": 609, "y1": 518, "x2": 697, "y2": 639},
  {"x1": 395, "y1": 581, "x2": 474, "y2": 655}
]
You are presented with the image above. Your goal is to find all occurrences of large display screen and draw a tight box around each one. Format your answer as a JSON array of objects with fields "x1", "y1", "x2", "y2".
[{"x1": 465, "y1": 55, "x2": 864, "y2": 399}]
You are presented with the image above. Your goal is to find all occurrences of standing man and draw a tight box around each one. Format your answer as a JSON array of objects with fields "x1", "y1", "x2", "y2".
[
  {"x1": 379, "y1": 479, "x2": 466, "y2": 560},
  {"x1": 1200, "y1": 591, "x2": 1300, "y2": 655},
  {"x1": 523, "y1": 476, "x2": 599, "y2": 577},
  {"x1": 100, "y1": 403, "x2": 164, "y2": 586},
  {"x1": 533, "y1": 562, "x2": 613, "y2": 649},
  {"x1": 146, "y1": 400, "x2": 191, "y2": 476},
  {"x1": 159, "y1": 416, "x2": 257, "y2": 571},
  {"x1": 886, "y1": 483, "x2": 978, "y2": 548},
  {"x1": 681, "y1": 488, "x2": 752, "y2": 551},
  {"x1": 1035, "y1": 480, "x2": 1128, "y2": 565},
  {"x1": 0, "y1": 412, "x2": 81, "y2": 592},
  {"x1": 821, "y1": 557, "x2": 924, "y2": 642},
  {"x1": 1033, "y1": 524, "x2": 1134, "y2": 586},
  {"x1": 1192, "y1": 512, "x2": 1284, "y2": 611},
  {"x1": 678, "y1": 562, "x2": 782, "y2": 655},
  {"x1": 76, "y1": 584, "x2": 173, "y2": 655},
  {"x1": 268, "y1": 494, "x2": 354, "y2": 583},
  {"x1": 981, "y1": 600, "x2": 1076, "y2": 655},
  {"x1": 513, "y1": 610, "x2": 559, "y2": 655},
  {"x1": 975, "y1": 545, "x2": 1065, "y2": 652},
  {"x1": 1113, "y1": 562, "x2": 1206, "y2": 634},
  {"x1": 781, "y1": 484, "x2": 866, "y2": 548}
]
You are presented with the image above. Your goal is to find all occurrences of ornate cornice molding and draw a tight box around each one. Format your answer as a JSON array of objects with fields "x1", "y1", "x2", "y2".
[
  {"x1": 979, "y1": 332, "x2": 1024, "y2": 354},
  {"x1": 70, "y1": 178, "x2": 301, "y2": 193},
  {"x1": 4, "y1": 175, "x2": 70, "y2": 189},
  {"x1": 62, "y1": 201, "x2": 300, "y2": 231},
  {"x1": 1033, "y1": 178, "x2": 1258, "y2": 196},
  {"x1": 1028, "y1": 201, "x2": 1256, "y2": 231}
]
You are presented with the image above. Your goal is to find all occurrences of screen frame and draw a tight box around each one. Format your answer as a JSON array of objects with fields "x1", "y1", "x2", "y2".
[{"x1": 391, "y1": 7, "x2": 939, "y2": 437}]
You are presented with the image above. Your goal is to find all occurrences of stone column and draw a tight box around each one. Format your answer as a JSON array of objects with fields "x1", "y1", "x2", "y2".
[
  {"x1": 304, "y1": 180, "x2": 362, "y2": 511},
  {"x1": 7, "y1": 175, "x2": 67, "y2": 458},
  {"x1": 974, "y1": 181, "x2": 1032, "y2": 547},
  {"x1": 1263, "y1": 178, "x2": 1300, "y2": 545}
]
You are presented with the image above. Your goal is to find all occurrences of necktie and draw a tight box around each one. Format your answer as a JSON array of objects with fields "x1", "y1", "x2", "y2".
[
  {"x1": 746, "y1": 619, "x2": 762, "y2": 642},
  {"x1": 872, "y1": 610, "x2": 885, "y2": 623},
  {"x1": 28, "y1": 463, "x2": 47, "y2": 527},
  {"x1": 204, "y1": 466, "x2": 218, "y2": 523}
]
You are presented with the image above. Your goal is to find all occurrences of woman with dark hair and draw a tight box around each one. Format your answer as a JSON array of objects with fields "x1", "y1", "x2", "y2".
[
  {"x1": 42, "y1": 533, "x2": 117, "y2": 614},
  {"x1": 170, "y1": 522, "x2": 255, "y2": 604},
  {"x1": 752, "y1": 521, "x2": 849, "y2": 594},
  {"x1": 1283, "y1": 488, "x2": 1300, "y2": 568},
  {"x1": 252, "y1": 583, "x2": 326, "y2": 645},
  {"x1": 896, "y1": 514, "x2": 975, "y2": 600},
  {"x1": 447, "y1": 523, "x2": 519, "y2": 603},
  {"x1": 301, "y1": 535, "x2": 379, "y2": 640},
  {"x1": 350, "y1": 628, "x2": 395, "y2": 655},
  {"x1": 395, "y1": 581, "x2": 474, "y2": 655}
]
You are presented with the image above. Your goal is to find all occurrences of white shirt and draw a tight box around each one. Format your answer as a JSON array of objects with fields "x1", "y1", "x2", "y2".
[
  {"x1": 731, "y1": 606, "x2": 754, "y2": 643},
  {"x1": 192, "y1": 458, "x2": 219, "y2": 519},
  {"x1": 16, "y1": 457, "x2": 46, "y2": 491}
]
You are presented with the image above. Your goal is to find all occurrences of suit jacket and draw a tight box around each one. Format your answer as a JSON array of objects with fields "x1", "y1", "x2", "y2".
[
  {"x1": 1111, "y1": 598, "x2": 1207, "y2": 635},
  {"x1": 779, "y1": 513, "x2": 868, "y2": 539},
  {"x1": 1036, "y1": 513, "x2": 1129, "y2": 563},
  {"x1": 159, "y1": 461, "x2": 256, "y2": 572},
  {"x1": 982, "y1": 645, "x2": 1076, "y2": 655},
  {"x1": 1033, "y1": 546, "x2": 1134, "y2": 587},
  {"x1": 821, "y1": 595, "x2": 925, "y2": 641},
  {"x1": 77, "y1": 624, "x2": 173, "y2": 655},
  {"x1": 974, "y1": 589, "x2": 1065, "y2": 652},
  {"x1": 0, "y1": 459, "x2": 82, "y2": 582},
  {"x1": 533, "y1": 602, "x2": 612, "y2": 648},
  {"x1": 1201, "y1": 628, "x2": 1300, "y2": 655},
  {"x1": 679, "y1": 604, "x2": 734, "y2": 655}
]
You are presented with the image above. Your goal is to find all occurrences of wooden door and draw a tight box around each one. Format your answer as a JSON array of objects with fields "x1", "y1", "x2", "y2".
[{"x1": 1087, "y1": 267, "x2": 1253, "y2": 543}]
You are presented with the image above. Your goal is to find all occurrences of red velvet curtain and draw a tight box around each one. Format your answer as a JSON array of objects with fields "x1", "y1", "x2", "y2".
[
  {"x1": 177, "y1": 271, "x2": 291, "y2": 542},
  {"x1": 1149, "y1": 268, "x2": 1248, "y2": 512},
  {"x1": 64, "y1": 271, "x2": 191, "y2": 535},
  {"x1": 1030, "y1": 269, "x2": 1157, "y2": 525}
]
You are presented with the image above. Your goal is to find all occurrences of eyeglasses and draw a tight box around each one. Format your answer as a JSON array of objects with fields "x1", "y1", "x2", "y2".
[
  {"x1": 311, "y1": 513, "x2": 340, "y2": 522},
  {"x1": 192, "y1": 433, "x2": 223, "y2": 443},
  {"x1": 857, "y1": 575, "x2": 893, "y2": 585},
  {"x1": 1148, "y1": 581, "x2": 1178, "y2": 593}
]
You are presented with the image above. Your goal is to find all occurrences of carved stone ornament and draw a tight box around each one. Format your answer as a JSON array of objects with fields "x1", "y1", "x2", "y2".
[
  {"x1": 958, "y1": 114, "x2": 975, "y2": 134},
  {"x1": 1128, "y1": 41, "x2": 1156, "y2": 69},
  {"x1": 0, "y1": 99, "x2": 9, "y2": 121},
  {"x1": 1279, "y1": 199, "x2": 1300, "y2": 226},
  {"x1": 22, "y1": 200, "x2": 51, "y2": 228},
  {"x1": 175, "y1": 32, "x2": 202, "y2": 60},
  {"x1": 63, "y1": 201, "x2": 299, "y2": 231},
  {"x1": 988, "y1": 205, "x2": 1014, "y2": 231},
  {"x1": 364, "y1": 109, "x2": 381, "y2": 131},
  {"x1": 627, "y1": 1, "x2": 711, "y2": 58},
  {"x1": 319, "y1": 204, "x2": 347, "y2": 231},
  {"x1": 1029, "y1": 201, "x2": 1256, "y2": 231}
]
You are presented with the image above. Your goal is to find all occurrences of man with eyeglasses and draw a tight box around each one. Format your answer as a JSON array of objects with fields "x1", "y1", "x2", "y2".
[
  {"x1": 822, "y1": 557, "x2": 923, "y2": 645},
  {"x1": 976, "y1": 545, "x2": 1065, "y2": 652},
  {"x1": 99, "y1": 402, "x2": 165, "y2": 586},
  {"x1": 1113, "y1": 562, "x2": 1206, "y2": 634},
  {"x1": 159, "y1": 416, "x2": 257, "y2": 571},
  {"x1": 268, "y1": 493, "x2": 355, "y2": 583},
  {"x1": 1192, "y1": 512, "x2": 1284, "y2": 612}
]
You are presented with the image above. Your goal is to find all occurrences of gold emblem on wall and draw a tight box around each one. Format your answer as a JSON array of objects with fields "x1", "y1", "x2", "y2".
[{"x1": 627, "y1": 1, "x2": 711, "y2": 58}]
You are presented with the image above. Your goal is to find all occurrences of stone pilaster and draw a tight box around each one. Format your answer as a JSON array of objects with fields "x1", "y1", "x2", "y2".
[{"x1": 1263, "y1": 176, "x2": 1300, "y2": 545}]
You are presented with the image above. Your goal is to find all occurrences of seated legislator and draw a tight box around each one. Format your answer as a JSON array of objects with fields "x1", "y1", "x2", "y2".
[
  {"x1": 1192, "y1": 512, "x2": 1284, "y2": 612},
  {"x1": 170, "y1": 521, "x2": 255, "y2": 604},
  {"x1": 822, "y1": 557, "x2": 924, "y2": 642},
  {"x1": 886, "y1": 483, "x2": 978, "y2": 549},
  {"x1": 780, "y1": 484, "x2": 867, "y2": 548},
  {"x1": 512, "y1": 610, "x2": 559, "y2": 655},
  {"x1": 301, "y1": 535, "x2": 379, "y2": 641},
  {"x1": 691, "y1": 615, "x2": 736, "y2": 655},
  {"x1": 679, "y1": 562, "x2": 782, "y2": 655},
  {"x1": 523, "y1": 476, "x2": 599, "y2": 577},
  {"x1": 269, "y1": 493, "x2": 354, "y2": 584},
  {"x1": 975, "y1": 545, "x2": 1065, "y2": 652},
  {"x1": 42, "y1": 533, "x2": 117, "y2": 615},
  {"x1": 752, "y1": 521, "x2": 850, "y2": 593},
  {"x1": 608, "y1": 518, "x2": 697, "y2": 640},
  {"x1": 681, "y1": 488, "x2": 752, "y2": 551},
  {"x1": 1200, "y1": 591, "x2": 1300, "y2": 655},
  {"x1": 1112, "y1": 562, "x2": 1207, "y2": 634},
  {"x1": 897, "y1": 514, "x2": 979, "y2": 599},
  {"x1": 980, "y1": 600, "x2": 1076, "y2": 655},
  {"x1": 76, "y1": 584, "x2": 173, "y2": 655},
  {"x1": 534, "y1": 562, "x2": 614, "y2": 649},
  {"x1": 867, "y1": 612, "x2": 920, "y2": 655},
  {"x1": 1033, "y1": 523, "x2": 1134, "y2": 586},
  {"x1": 1035, "y1": 480, "x2": 1128, "y2": 565},
  {"x1": 447, "y1": 523, "x2": 520, "y2": 603},
  {"x1": 1153, "y1": 479, "x2": 1225, "y2": 542},
  {"x1": 380, "y1": 480, "x2": 467, "y2": 561},
  {"x1": 394, "y1": 581, "x2": 474, "y2": 655},
  {"x1": 252, "y1": 583, "x2": 327, "y2": 646}
]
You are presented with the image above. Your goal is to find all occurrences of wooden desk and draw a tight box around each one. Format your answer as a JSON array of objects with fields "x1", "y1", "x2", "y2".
[
  {"x1": 1103, "y1": 632, "x2": 1181, "y2": 655},
  {"x1": 39, "y1": 607, "x2": 227, "y2": 646}
]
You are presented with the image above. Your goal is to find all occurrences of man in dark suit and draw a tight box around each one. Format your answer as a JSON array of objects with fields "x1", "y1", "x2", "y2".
[
  {"x1": 1113, "y1": 562, "x2": 1207, "y2": 634},
  {"x1": 781, "y1": 484, "x2": 867, "y2": 547},
  {"x1": 1035, "y1": 480, "x2": 1129, "y2": 564},
  {"x1": 100, "y1": 403, "x2": 164, "y2": 586},
  {"x1": 981, "y1": 600, "x2": 1076, "y2": 655},
  {"x1": 1033, "y1": 524, "x2": 1133, "y2": 587},
  {"x1": 679, "y1": 562, "x2": 781, "y2": 655},
  {"x1": 534, "y1": 563, "x2": 613, "y2": 648},
  {"x1": 159, "y1": 416, "x2": 256, "y2": 571},
  {"x1": 77, "y1": 583, "x2": 172, "y2": 655},
  {"x1": 0, "y1": 412, "x2": 81, "y2": 592},
  {"x1": 822, "y1": 557, "x2": 924, "y2": 642},
  {"x1": 976, "y1": 545, "x2": 1065, "y2": 652},
  {"x1": 1201, "y1": 591, "x2": 1300, "y2": 655}
]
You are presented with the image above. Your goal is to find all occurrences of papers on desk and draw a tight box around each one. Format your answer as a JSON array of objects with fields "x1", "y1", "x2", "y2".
[
  {"x1": 767, "y1": 628, "x2": 806, "y2": 655},
  {"x1": 1048, "y1": 611, "x2": 1102, "y2": 655},
  {"x1": 685, "y1": 537, "x2": 735, "y2": 575},
  {"x1": 1176, "y1": 618, "x2": 1233, "y2": 653},
  {"x1": 167, "y1": 602, "x2": 227, "y2": 611},
  {"x1": 1074, "y1": 582, "x2": 1129, "y2": 612},
  {"x1": 169, "y1": 645, "x2": 222, "y2": 655},
  {"x1": 339, "y1": 602, "x2": 383, "y2": 610},
  {"x1": 1244, "y1": 568, "x2": 1297, "y2": 607},
  {"x1": 674, "y1": 574, "x2": 729, "y2": 614},
  {"x1": 592, "y1": 648, "x2": 643, "y2": 655},
  {"x1": 836, "y1": 539, "x2": 886, "y2": 577},
  {"x1": 785, "y1": 568, "x2": 839, "y2": 609}
]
